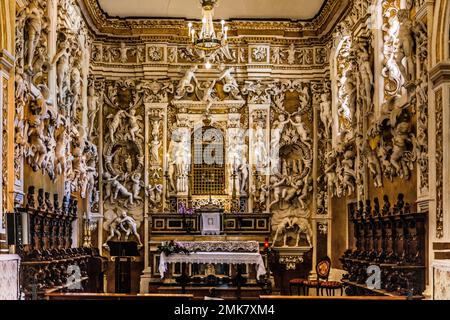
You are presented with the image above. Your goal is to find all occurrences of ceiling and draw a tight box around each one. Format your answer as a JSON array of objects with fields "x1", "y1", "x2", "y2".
[{"x1": 96, "y1": 0, "x2": 327, "y2": 20}]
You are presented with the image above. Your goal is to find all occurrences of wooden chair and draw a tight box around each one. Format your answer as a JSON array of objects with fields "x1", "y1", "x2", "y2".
[
  {"x1": 288, "y1": 278, "x2": 306, "y2": 295},
  {"x1": 303, "y1": 256, "x2": 343, "y2": 296}
]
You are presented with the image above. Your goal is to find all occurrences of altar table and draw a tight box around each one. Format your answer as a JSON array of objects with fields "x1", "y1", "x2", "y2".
[{"x1": 159, "y1": 252, "x2": 267, "y2": 279}]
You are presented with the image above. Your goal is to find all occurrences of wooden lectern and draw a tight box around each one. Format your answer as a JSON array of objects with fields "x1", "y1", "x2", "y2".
[{"x1": 108, "y1": 241, "x2": 140, "y2": 293}]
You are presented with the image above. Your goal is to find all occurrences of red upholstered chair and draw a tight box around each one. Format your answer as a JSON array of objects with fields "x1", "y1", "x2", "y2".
[
  {"x1": 288, "y1": 278, "x2": 306, "y2": 295},
  {"x1": 303, "y1": 256, "x2": 343, "y2": 296}
]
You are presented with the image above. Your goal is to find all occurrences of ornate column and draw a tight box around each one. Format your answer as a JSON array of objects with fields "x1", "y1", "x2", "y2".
[{"x1": 0, "y1": 0, "x2": 16, "y2": 253}]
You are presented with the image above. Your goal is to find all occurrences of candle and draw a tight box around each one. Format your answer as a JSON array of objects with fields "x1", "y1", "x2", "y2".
[
  {"x1": 221, "y1": 20, "x2": 225, "y2": 33},
  {"x1": 188, "y1": 22, "x2": 192, "y2": 37},
  {"x1": 191, "y1": 29, "x2": 195, "y2": 42}
]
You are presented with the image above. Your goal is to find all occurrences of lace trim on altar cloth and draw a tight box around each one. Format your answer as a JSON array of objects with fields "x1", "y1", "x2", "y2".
[
  {"x1": 174, "y1": 241, "x2": 260, "y2": 253},
  {"x1": 159, "y1": 252, "x2": 266, "y2": 279}
]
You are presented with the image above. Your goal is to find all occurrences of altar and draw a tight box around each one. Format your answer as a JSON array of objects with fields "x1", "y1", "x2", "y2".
[{"x1": 158, "y1": 241, "x2": 267, "y2": 280}]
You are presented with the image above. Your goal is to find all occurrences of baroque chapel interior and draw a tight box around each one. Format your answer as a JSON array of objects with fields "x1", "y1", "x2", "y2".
[{"x1": 0, "y1": 0, "x2": 449, "y2": 302}]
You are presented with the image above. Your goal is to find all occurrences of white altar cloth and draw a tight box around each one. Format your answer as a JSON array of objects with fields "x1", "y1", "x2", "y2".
[{"x1": 159, "y1": 252, "x2": 267, "y2": 279}]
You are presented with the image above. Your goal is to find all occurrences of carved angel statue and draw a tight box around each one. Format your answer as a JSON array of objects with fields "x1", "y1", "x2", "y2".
[
  {"x1": 125, "y1": 109, "x2": 144, "y2": 142},
  {"x1": 54, "y1": 127, "x2": 70, "y2": 176},
  {"x1": 390, "y1": 121, "x2": 414, "y2": 180},
  {"x1": 27, "y1": 115, "x2": 47, "y2": 171},
  {"x1": 175, "y1": 65, "x2": 198, "y2": 99},
  {"x1": 106, "y1": 110, "x2": 126, "y2": 144},
  {"x1": 131, "y1": 172, "x2": 143, "y2": 201},
  {"x1": 290, "y1": 115, "x2": 311, "y2": 148},
  {"x1": 268, "y1": 174, "x2": 287, "y2": 210}
]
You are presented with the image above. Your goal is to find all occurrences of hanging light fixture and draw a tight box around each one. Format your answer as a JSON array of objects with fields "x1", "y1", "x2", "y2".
[{"x1": 188, "y1": 0, "x2": 228, "y2": 62}]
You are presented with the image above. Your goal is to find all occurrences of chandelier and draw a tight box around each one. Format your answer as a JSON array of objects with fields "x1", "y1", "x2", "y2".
[{"x1": 188, "y1": 0, "x2": 228, "y2": 66}]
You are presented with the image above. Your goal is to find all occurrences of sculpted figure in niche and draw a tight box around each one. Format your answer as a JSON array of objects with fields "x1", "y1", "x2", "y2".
[
  {"x1": 52, "y1": 41, "x2": 71, "y2": 104},
  {"x1": 253, "y1": 121, "x2": 268, "y2": 169},
  {"x1": 239, "y1": 149, "x2": 249, "y2": 194},
  {"x1": 356, "y1": 43, "x2": 374, "y2": 112},
  {"x1": 150, "y1": 136, "x2": 161, "y2": 165},
  {"x1": 271, "y1": 113, "x2": 289, "y2": 173},
  {"x1": 147, "y1": 184, "x2": 163, "y2": 209},
  {"x1": 70, "y1": 64, "x2": 82, "y2": 117},
  {"x1": 87, "y1": 85, "x2": 100, "y2": 138},
  {"x1": 396, "y1": 9, "x2": 415, "y2": 83},
  {"x1": 23, "y1": 0, "x2": 45, "y2": 73},
  {"x1": 319, "y1": 93, "x2": 332, "y2": 139},
  {"x1": 175, "y1": 65, "x2": 198, "y2": 98}
]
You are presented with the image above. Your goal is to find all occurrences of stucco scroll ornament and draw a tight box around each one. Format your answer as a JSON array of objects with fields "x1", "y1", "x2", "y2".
[
  {"x1": 242, "y1": 81, "x2": 272, "y2": 104},
  {"x1": 217, "y1": 65, "x2": 242, "y2": 99},
  {"x1": 141, "y1": 80, "x2": 174, "y2": 103},
  {"x1": 382, "y1": 7, "x2": 403, "y2": 97},
  {"x1": 175, "y1": 65, "x2": 199, "y2": 99}
]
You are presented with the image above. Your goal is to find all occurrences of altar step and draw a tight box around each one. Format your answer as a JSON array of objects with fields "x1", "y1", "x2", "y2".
[{"x1": 155, "y1": 285, "x2": 278, "y2": 300}]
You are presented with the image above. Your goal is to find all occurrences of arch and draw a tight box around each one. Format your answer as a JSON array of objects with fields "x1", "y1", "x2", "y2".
[{"x1": 432, "y1": 0, "x2": 450, "y2": 64}]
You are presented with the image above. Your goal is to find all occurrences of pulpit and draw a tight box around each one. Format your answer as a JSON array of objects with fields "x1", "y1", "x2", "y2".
[{"x1": 108, "y1": 241, "x2": 140, "y2": 293}]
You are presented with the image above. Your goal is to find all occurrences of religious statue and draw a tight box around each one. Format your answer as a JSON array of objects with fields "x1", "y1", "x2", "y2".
[
  {"x1": 131, "y1": 173, "x2": 143, "y2": 201},
  {"x1": 87, "y1": 85, "x2": 100, "y2": 138},
  {"x1": 319, "y1": 93, "x2": 332, "y2": 139},
  {"x1": 107, "y1": 110, "x2": 126, "y2": 144},
  {"x1": 125, "y1": 109, "x2": 143, "y2": 142},
  {"x1": 22, "y1": 0, "x2": 46, "y2": 73},
  {"x1": 51, "y1": 41, "x2": 71, "y2": 104},
  {"x1": 396, "y1": 9, "x2": 415, "y2": 83},
  {"x1": 272, "y1": 216, "x2": 313, "y2": 248},
  {"x1": 357, "y1": 43, "x2": 374, "y2": 112},
  {"x1": 290, "y1": 115, "x2": 311, "y2": 148}
]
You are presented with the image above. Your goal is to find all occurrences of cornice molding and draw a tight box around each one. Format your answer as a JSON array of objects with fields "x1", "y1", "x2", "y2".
[
  {"x1": 78, "y1": 0, "x2": 350, "y2": 40},
  {"x1": 430, "y1": 62, "x2": 450, "y2": 88}
]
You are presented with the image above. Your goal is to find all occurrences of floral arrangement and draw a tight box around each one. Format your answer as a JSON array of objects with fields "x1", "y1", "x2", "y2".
[
  {"x1": 157, "y1": 240, "x2": 190, "y2": 256},
  {"x1": 178, "y1": 202, "x2": 195, "y2": 215}
]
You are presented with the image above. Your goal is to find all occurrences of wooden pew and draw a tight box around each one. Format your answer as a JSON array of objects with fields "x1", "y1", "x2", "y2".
[
  {"x1": 259, "y1": 295, "x2": 409, "y2": 300},
  {"x1": 45, "y1": 293, "x2": 194, "y2": 300}
]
